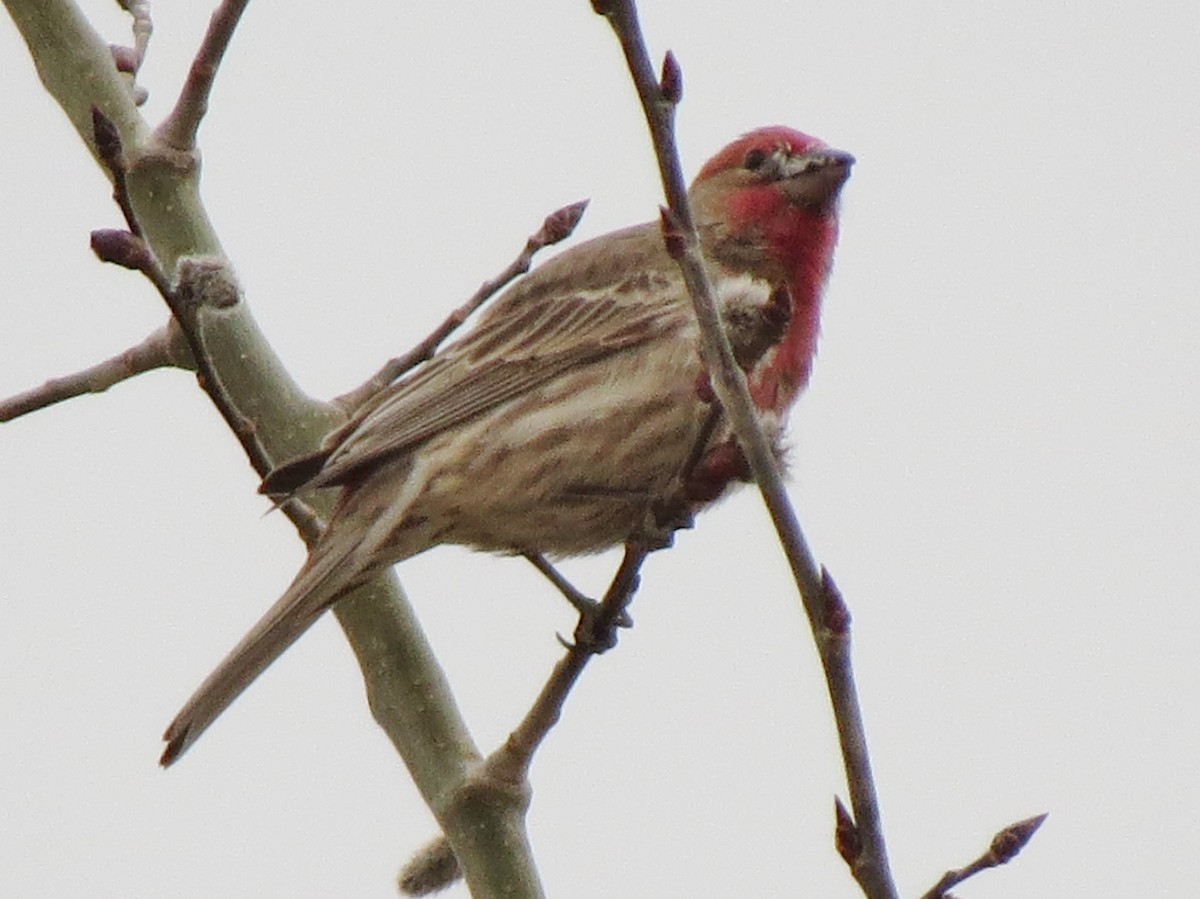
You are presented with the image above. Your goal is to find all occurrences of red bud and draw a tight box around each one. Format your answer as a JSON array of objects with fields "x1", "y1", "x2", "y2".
[
  {"x1": 820, "y1": 568, "x2": 852, "y2": 634},
  {"x1": 537, "y1": 200, "x2": 589, "y2": 246},
  {"x1": 90, "y1": 106, "x2": 123, "y2": 171},
  {"x1": 90, "y1": 229, "x2": 150, "y2": 271},
  {"x1": 660, "y1": 51, "x2": 683, "y2": 104},
  {"x1": 110, "y1": 44, "x2": 138, "y2": 74},
  {"x1": 658, "y1": 206, "x2": 685, "y2": 259},
  {"x1": 834, "y1": 798, "x2": 863, "y2": 866},
  {"x1": 989, "y1": 813, "x2": 1048, "y2": 864}
]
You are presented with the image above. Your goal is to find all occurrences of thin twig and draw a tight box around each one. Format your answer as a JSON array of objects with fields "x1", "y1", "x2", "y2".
[
  {"x1": 115, "y1": 0, "x2": 153, "y2": 69},
  {"x1": 157, "y1": 0, "x2": 251, "y2": 150},
  {"x1": 494, "y1": 541, "x2": 648, "y2": 781},
  {"x1": 593, "y1": 2, "x2": 898, "y2": 897},
  {"x1": 89, "y1": 108, "x2": 323, "y2": 545},
  {"x1": 335, "y1": 200, "x2": 590, "y2": 413},
  {"x1": 0, "y1": 324, "x2": 188, "y2": 422},
  {"x1": 820, "y1": 572, "x2": 892, "y2": 897},
  {"x1": 398, "y1": 542, "x2": 651, "y2": 896},
  {"x1": 919, "y1": 814, "x2": 1047, "y2": 899},
  {"x1": 91, "y1": 107, "x2": 141, "y2": 237}
]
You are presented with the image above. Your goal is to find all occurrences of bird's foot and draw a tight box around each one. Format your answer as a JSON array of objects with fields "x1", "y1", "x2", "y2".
[
  {"x1": 570, "y1": 596, "x2": 627, "y2": 654},
  {"x1": 525, "y1": 552, "x2": 634, "y2": 629}
]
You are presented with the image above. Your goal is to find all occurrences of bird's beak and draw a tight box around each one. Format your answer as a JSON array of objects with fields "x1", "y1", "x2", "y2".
[{"x1": 777, "y1": 148, "x2": 854, "y2": 212}]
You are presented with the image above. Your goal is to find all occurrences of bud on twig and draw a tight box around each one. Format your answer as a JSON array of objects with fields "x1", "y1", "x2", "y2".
[
  {"x1": 90, "y1": 228, "x2": 151, "y2": 271},
  {"x1": 658, "y1": 205, "x2": 686, "y2": 259},
  {"x1": 988, "y1": 813, "x2": 1048, "y2": 864},
  {"x1": 835, "y1": 797, "x2": 863, "y2": 866},
  {"x1": 820, "y1": 567, "x2": 852, "y2": 635},
  {"x1": 90, "y1": 106, "x2": 124, "y2": 171},
  {"x1": 660, "y1": 50, "x2": 683, "y2": 104},
  {"x1": 535, "y1": 199, "x2": 589, "y2": 247},
  {"x1": 110, "y1": 44, "x2": 138, "y2": 74}
]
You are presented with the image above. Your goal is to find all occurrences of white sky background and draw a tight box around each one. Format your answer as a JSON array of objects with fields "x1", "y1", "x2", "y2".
[{"x1": 2, "y1": 1, "x2": 1197, "y2": 896}]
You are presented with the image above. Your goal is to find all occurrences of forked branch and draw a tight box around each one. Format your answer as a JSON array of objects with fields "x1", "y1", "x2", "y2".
[{"x1": 157, "y1": 0, "x2": 252, "y2": 150}]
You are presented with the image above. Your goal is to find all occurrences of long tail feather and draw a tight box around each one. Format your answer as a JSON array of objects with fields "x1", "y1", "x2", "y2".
[{"x1": 160, "y1": 536, "x2": 365, "y2": 767}]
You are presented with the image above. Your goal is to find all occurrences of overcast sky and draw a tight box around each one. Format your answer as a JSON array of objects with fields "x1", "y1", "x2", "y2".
[{"x1": 2, "y1": 1, "x2": 1198, "y2": 896}]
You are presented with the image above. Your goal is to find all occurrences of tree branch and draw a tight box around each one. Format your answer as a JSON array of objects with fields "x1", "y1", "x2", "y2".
[
  {"x1": 592, "y1": 2, "x2": 898, "y2": 896},
  {"x1": 157, "y1": 0, "x2": 251, "y2": 151},
  {"x1": 115, "y1": 0, "x2": 152, "y2": 71},
  {"x1": 399, "y1": 543, "x2": 651, "y2": 895},
  {"x1": 5, "y1": 3, "x2": 543, "y2": 895},
  {"x1": 494, "y1": 542, "x2": 648, "y2": 782},
  {"x1": 919, "y1": 814, "x2": 1047, "y2": 899},
  {"x1": 0, "y1": 323, "x2": 189, "y2": 422},
  {"x1": 335, "y1": 199, "x2": 589, "y2": 413}
]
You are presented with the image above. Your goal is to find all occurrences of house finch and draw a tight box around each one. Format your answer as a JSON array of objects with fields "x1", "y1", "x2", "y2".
[{"x1": 161, "y1": 126, "x2": 852, "y2": 765}]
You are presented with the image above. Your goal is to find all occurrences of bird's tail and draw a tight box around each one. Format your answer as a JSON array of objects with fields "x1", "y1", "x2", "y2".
[{"x1": 159, "y1": 531, "x2": 367, "y2": 767}]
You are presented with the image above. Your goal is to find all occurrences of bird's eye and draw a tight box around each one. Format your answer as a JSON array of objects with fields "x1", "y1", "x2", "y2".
[{"x1": 743, "y1": 148, "x2": 767, "y2": 171}]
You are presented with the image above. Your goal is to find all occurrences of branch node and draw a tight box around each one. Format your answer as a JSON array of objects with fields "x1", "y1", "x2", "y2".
[{"x1": 173, "y1": 256, "x2": 243, "y2": 313}]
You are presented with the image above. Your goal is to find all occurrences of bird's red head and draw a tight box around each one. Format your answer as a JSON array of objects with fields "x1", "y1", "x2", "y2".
[
  {"x1": 690, "y1": 126, "x2": 854, "y2": 410},
  {"x1": 692, "y1": 125, "x2": 853, "y2": 254}
]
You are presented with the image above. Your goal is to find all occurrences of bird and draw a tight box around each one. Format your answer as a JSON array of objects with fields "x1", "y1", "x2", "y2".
[{"x1": 161, "y1": 126, "x2": 853, "y2": 766}]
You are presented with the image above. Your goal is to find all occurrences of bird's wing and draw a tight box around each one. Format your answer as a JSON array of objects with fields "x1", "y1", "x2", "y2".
[{"x1": 305, "y1": 240, "x2": 688, "y2": 488}]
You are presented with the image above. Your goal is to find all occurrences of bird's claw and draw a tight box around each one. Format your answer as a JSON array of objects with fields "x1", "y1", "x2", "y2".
[{"x1": 571, "y1": 603, "x2": 623, "y2": 654}]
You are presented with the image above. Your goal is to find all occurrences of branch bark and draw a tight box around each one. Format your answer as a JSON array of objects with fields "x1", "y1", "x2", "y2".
[
  {"x1": 0, "y1": 323, "x2": 188, "y2": 422},
  {"x1": 593, "y1": 2, "x2": 899, "y2": 896},
  {"x1": 3, "y1": 1, "x2": 543, "y2": 895}
]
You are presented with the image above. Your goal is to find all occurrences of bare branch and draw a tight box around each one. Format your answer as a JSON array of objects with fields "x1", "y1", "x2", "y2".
[
  {"x1": 91, "y1": 107, "x2": 141, "y2": 238},
  {"x1": 399, "y1": 542, "x2": 651, "y2": 896},
  {"x1": 335, "y1": 200, "x2": 590, "y2": 413},
  {"x1": 6, "y1": 11, "x2": 542, "y2": 894},
  {"x1": 0, "y1": 323, "x2": 189, "y2": 423},
  {"x1": 817, "y1": 570, "x2": 893, "y2": 897},
  {"x1": 89, "y1": 108, "x2": 324, "y2": 544},
  {"x1": 499, "y1": 541, "x2": 649, "y2": 777},
  {"x1": 157, "y1": 0, "x2": 251, "y2": 150},
  {"x1": 919, "y1": 814, "x2": 1048, "y2": 899},
  {"x1": 594, "y1": 3, "x2": 898, "y2": 896}
]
